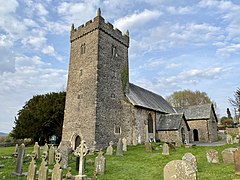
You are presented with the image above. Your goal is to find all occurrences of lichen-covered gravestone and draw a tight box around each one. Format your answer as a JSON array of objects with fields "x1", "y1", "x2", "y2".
[
  {"x1": 234, "y1": 149, "x2": 240, "y2": 175},
  {"x1": 95, "y1": 151, "x2": 106, "y2": 175},
  {"x1": 27, "y1": 152, "x2": 37, "y2": 180},
  {"x1": 106, "y1": 141, "x2": 113, "y2": 155},
  {"x1": 52, "y1": 152, "x2": 63, "y2": 180},
  {"x1": 38, "y1": 151, "x2": 48, "y2": 180},
  {"x1": 49, "y1": 145, "x2": 55, "y2": 165},
  {"x1": 226, "y1": 134, "x2": 233, "y2": 144},
  {"x1": 182, "y1": 153, "x2": 198, "y2": 172},
  {"x1": 58, "y1": 141, "x2": 71, "y2": 168},
  {"x1": 122, "y1": 137, "x2": 127, "y2": 151},
  {"x1": 12, "y1": 143, "x2": 25, "y2": 176},
  {"x1": 43, "y1": 143, "x2": 49, "y2": 153},
  {"x1": 206, "y1": 149, "x2": 219, "y2": 163},
  {"x1": 164, "y1": 160, "x2": 197, "y2": 180},
  {"x1": 145, "y1": 142, "x2": 152, "y2": 152},
  {"x1": 116, "y1": 138, "x2": 123, "y2": 156},
  {"x1": 66, "y1": 167, "x2": 72, "y2": 179},
  {"x1": 162, "y1": 143, "x2": 169, "y2": 155},
  {"x1": 33, "y1": 142, "x2": 40, "y2": 160},
  {"x1": 222, "y1": 148, "x2": 238, "y2": 164}
]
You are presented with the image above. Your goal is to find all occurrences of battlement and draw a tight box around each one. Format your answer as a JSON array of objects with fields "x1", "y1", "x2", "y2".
[{"x1": 70, "y1": 9, "x2": 129, "y2": 47}]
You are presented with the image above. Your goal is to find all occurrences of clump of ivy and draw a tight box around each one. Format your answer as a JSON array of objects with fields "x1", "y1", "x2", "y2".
[{"x1": 121, "y1": 64, "x2": 129, "y2": 93}]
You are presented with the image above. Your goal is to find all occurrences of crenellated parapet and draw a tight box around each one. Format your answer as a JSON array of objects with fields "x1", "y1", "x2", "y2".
[{"x1": 70, "y1": 9, "x2": 129, "y2": 47}]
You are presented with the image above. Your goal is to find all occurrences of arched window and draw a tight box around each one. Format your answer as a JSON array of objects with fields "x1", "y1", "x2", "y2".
[
  {"x1": 81, "y1": 43, "x2": 86, "y2": 54},
  {"x1": 148, "y1": 114, "x2": 154, "y2": 133}
]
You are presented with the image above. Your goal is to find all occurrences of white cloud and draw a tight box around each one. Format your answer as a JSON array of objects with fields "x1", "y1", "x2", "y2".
[
  {"x1": 0, "y1": 0, "x2": 18, "y2": 15},
  {"x1": 217, "y1": 44, "x2": 240, "y2": 56},
  {"x1": 166, "y1": 6, "x2": 194, "y2": 15},
  {"x1": 35, "y1": 3, "x2": 48, "y2": 16}
]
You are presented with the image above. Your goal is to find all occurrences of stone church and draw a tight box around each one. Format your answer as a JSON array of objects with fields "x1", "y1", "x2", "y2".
[{"x1": 61, "y1": 9, "x2": 218, "y2": 150}]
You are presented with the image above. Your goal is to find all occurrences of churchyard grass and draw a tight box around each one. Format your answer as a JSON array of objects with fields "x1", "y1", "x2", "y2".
[{"x1": 0, "y1": 143, "x2": 239, "y2": 179}]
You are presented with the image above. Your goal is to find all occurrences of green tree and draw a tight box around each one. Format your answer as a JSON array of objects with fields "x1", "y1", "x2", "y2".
[
  {"x1": 11, "y1": 92, "x2": 66, "y2": 144},
  {"x1": 166, "y1": 90, "x2": 213, "y2": 107}
]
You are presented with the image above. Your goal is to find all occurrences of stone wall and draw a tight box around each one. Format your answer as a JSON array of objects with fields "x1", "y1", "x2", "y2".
[
  {"x1": 208, "y1": 110, "x2": 218, "y2": 142},
  {"x1": 158, "y1": 131, "x2": 178, "y2": 143},
  {"x1": 187, "y1": 120, "x2": 209, "y2": 142}
]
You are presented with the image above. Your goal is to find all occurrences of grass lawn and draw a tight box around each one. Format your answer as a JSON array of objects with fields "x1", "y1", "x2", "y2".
[{"x1": 0, "y1": 143, "x2": 240, "y2": 179}]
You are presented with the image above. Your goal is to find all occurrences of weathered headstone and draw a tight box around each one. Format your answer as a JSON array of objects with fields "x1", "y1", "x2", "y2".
[
  {"x1": 66, "y1": 167, "x2": 72, "y2": 179},
  {"x1": 33, "y1": 142, "x2": 40, "y2": 159},
  {"x1": 38, "y1": 151, "x2": 48, "y2": 180},
  {"x1": 12, "y1": 143, "x2": 25, "y2": 176},
  {"x1": 58, "y1": 141, "x2": 71, "y2": 168},
  {"x1": 182, "y1": 153, "x2": 198, "y2": 172},
  {"x1": 43, "y1": 143, "x2": 49, "y2": 153},
  {"x1": 145, "y1": 142, "x2": 152, "y2": 152},
  {"x1": 164, "y1": 160, "x2": 197, "y2": 180},
  {"x1": 74, "y1": 140, "x2": 88, "y2": 180},
  {"x1": 49, "y1": 145, "x2": 55, "y2": 165},
  {"x1": 95, "y1": 151, "x2": 106, "y2": 175},
  {"x1": 162, "y1": 143, "x2": 169, "y2": 155},
  {"x1": 12, "y1": 144, "x2": 18, "y2": 156},
  {"x1": 168, "y1": 143, "x2": 176, "y2": 151},
  {"x1": 222, "y1": 148, "x2": 238, "y2": 164},
  {"x1": 175, "y1": 140, "x2": 182, "y2": 147},
  {"x1": 52, "y1": 152, "x2": 63, "y2": 180},
  {"x1": 89, "y1": 141, "x2": 96, "y2": 155},
  {"x1": 206, "y1": 149, "x2": 219, "y2": 163},
  {"x1": 106, "y1": 141, "x2": 113, "y2": 155},
  {"x1": 234, "y1": 149, "x2": 240, "y2": 175},
  {"x1": 226, "y1": 134, "x2": 233, "y2": 144},
  {"x1": 138, "y1": 135, "x2": 141, "y2": 144},
  {"x1": 116, "y1": 138, "x2": 123, "y2": 156},
  {"x1": 27, "y1": 152, "x2": 37, "y2": 180},
  {"x1": 234, "y1": 135, "x2": 239, "y2": 144},
  {"x1": 122, "y1": 137, "x2": 127, "y2": 151}
]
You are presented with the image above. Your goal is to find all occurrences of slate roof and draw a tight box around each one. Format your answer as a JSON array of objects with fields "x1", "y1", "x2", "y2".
[
  {"x1": 126, "y1": 83, "x2": 176, "y2": 113},
  {"x1": 156, "y1": 113, "x2": 190, "y2": 131},
  {"x1": 174, "y1": 104, "x2": 217, "y2": 121}
]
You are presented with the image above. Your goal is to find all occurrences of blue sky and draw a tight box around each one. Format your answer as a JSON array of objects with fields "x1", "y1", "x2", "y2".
[{"x1": 1, "y1": 0, "x2": 240, "y2": 133}]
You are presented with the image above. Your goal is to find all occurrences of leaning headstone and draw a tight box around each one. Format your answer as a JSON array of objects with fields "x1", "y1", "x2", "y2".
[
  {"x1": 12, "y1": 144, "x2": 18, "y2": 156},
  {"x1": 222, "y1": 148, "x2": 238, "y2": 164},
  {"x1": 162, "y1": 143, "x2": 169, "y2": 155},
  {"x1": 206, "y1": 149, "x2": 219, "y2": 163},
  {"x1": 52, "y1": 152, "x2": 63, "y2": 180},
  {"x1": 182, "y1": 153, "x2": 198, "y2": 172},
  {"x1": 226, "y1": 134, "x2": 233, "y2": 144},
  {"x1": 58, "y1": 141, "x2": 71, "y2": 168},
  {"x1": 164, "y1": 160, "x2": 197, "y2": 180},
  {"x1": 122, "y1": 137, "x2": 127, "y2": 151},
  {"x1": 145, "y1": 142, "x2": 152, "y2": 152},
  {"x1": 27, "y1": 152, "x2": 37, "y2": 180},
  {"x1": 116, "y1": 138, "x2": 123, "y2": 156},
  {"x1": 12, "y1": 143, "x2": 25, "y2": 176},
  {"x1": 106, "y1": 141, "x2": 113, "y2": 155},
  {"x1": 33, "y1": 142, "x2": 40, "y2": 159},
  {"x1": 95, "y1": 151, "x2": 106, "y2": 175},
  {"x1": 234, "y1": 149, "x2": 240, "y2": 175},
  {"x1": 49, "y1": 145, "x2": 55, "y2": 165},
  {"x1": 38, "y1": 151, "x2": 48, "y2": 180}
]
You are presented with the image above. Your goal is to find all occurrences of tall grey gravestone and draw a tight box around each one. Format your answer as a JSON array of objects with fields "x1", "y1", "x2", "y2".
[
  {"x1": 12, "y1": 143, "x2": 25, "y2": 176},
  {"x1": 95, "y1": 151, "x2": 106, "y2": 175},
  {"x1": 49, "y1": 145, "x2": 55, "y2": 165},
  {"x1": 13, "y1": 144, "x2": 18, "y2": 156},
  {"x1": 33, "y1": 142, "x2": 40, "y2": 160},
  {"x1": 27, "y1": 152, "x2": 37, "y2": 180},
  {"x1": 206, "y1": 149, "x2": 219, "y2": 163},
  {"x1": 122, "y1": 137, "x2": 127, "y2": 151},
  {"x1": 162, "y1": 143, "x2": 169, "y2": 155},
  {"x1": 116, "y1": 138, "x2": 123, "y2": 156},
  {"x1": 52, "y1": 152, "x2": 63, "y2": 180},
  {"x1": 43, "y1": 143, "x2": 49, "y2": 153},
  {"x1": 182, "y1": 153, "x2": 198, "y2": 172},
  {"x1": 145, "y1": 142, "x2": 152, "y2": 152},
  {"x1": 38, "y1": 151, "x2": 48, "y2": 180},
  {"x1": 164, "y1": 160, "x2": 197, "y2": 180},
  {"x1": 106, "y1": 141, "x2": 113, "y2": 155},
  {"x1": 58, "y1": 141, "x2": 71, "y2": 168}
]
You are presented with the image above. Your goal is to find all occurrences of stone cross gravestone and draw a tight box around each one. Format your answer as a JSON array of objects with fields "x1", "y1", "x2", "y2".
[
  {"x1": 38, "y1": 151, "x2": 48, "y2": 180},
  {"x1": 145, "y1": 142, "x2": 152, "y2": 152},
  {"x1": 162, "y1": 143, "x2": 169, "y2": 155},
  {"x1": 95, "y1": 151, "x2": 106, "y2": 175},
  {"x1": 182, "y1": 153, "x2": 198, "y2": 172},
  {"x1": 27, "y1": 151, "x2": 37, "y2": 180},
  {"x1": 49, "y1": 145, "x2": 55, "y2": 165},
  {"x1": 12, "y1": 143, "x2": 25, "y2": 176},
  {"x1": 106, "y1": 141, "x2": 113, "y2": 155},
  {"x1": 234, "y1": 148, "x2": 240, "y2": 175},
  {"x1": 222, "y1": 148, "x2": 238, "y2": 164},
  {"x1": 206, "y1": 149, "x2": 219, "y2": 163},
  {"x1": 116, "y1": 138, "x2": 123, "y2": 156},
  {"x1": 122, "y1": 137, "x2": 127, "y2": 151},
  {"x1": 164, "y1": 160, "x2": 197, "y2": 180},
  {"x1": 52, "y1": 152, "x2": 63, "y2": 180},
  {"x1": 33, "y1": 142, "x2": 40, "y2": 160},
  {"x1": 74, "y1": 140, "x2": 88, "y2": 180}
]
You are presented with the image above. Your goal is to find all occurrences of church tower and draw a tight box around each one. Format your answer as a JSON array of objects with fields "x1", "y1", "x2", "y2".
[{"x1": 61, "y1": 9, "x2": 130, "y2": 149}]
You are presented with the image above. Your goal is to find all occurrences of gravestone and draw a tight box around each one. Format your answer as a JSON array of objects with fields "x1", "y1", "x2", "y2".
[
  {"x1": 175, "y1": 140, "x2": 182, "y2": 147},
  {"x1": 49, "y1": 145, "x2": 55, "y2": 165},
  {"x1": 12, "y1": 143, "x2": 25, "y2": 176},
  {"x1": 95, "y1": 151, "x2": 106, "y2": 175},
  {"x1": 226, "y1": 134, "x2": 233, "y2": 144},
  {"x1": 182, "y1": 153, "x2": 198, "y2": 172},
  {"x1": 106, "y1": 141, "x2": 113, "y2": 155},
  {"x1": 66, "y1": 167, "x2": 72, "y2": 179},
  {"x1": 13, "y1": 144, "x2": 18, "y2": 156},
  {"x1": 234, "y1": 136, "x2": 239, "y2": 144},
  {"x1": 33, "y1": 142, "x2": 40, "y2": 159},
  {"x1": 74, "y1": 140, "x2": 88, "y2": 180},
  {"x1": 122, "y1": 137, "x2": 127, "y2": 151},
  {"x1": 206, "y1": 149, "x2": 219, "y2": 163},
  {"x1": 38, "y1": 151, "x2": 48, "y2": 180},
  {"x1": 52, "y1": 152, "x2": 63, "y2": 180},
  {"x1": 43, "y1": 143, "x2": 49, "y2": 153},
  {"x1": 138, "y1": 135, "x2": 141, "y2": 144},
  {"x1": 234, "y1": 149, "x2": 240, "y2": 175},
  {"x1": 89, "y1": 141, "x2": 96, "y2": 155},
  {"x1": 145, "y1": 142, "x2": 152, "y2": 152},
  {"x1": 116, "y1": 138, "x2": 123, "y2": 156},
  {"x1": 27, "y1": 152, "x2": 37, "y2": 180},
  {"x1": 164, "y1": 160, "x2": 197, "y2": 180},
  {"x1": 222, "y1": 148, "x2": 238, "y2": 164},
  {"x1": 162, "y1": 143, "x2": 169, "y2": 155},
  {"x1": 58, "y1": 141, "x2": 71, "y2": 168},
  {"x1": 168, "y1": 143, "x2": 176, "y2": 151}
]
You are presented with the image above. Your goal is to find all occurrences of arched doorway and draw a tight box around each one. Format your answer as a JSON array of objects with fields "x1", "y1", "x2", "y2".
[
  {"x1": 75, "y1": 135, "x2": 81, "y2": 150},
  {"x1": 181, "y1": 127, "x2": 186, "y2": 143},
  {"x1": 148, "y1": 114, "x2": 153, "y2": 133},
  {"x1": 193, "y1": 129, "x2": 199, "y2": 141}
]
